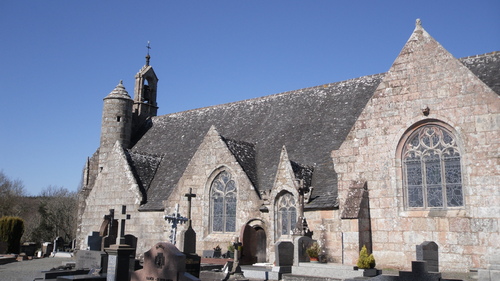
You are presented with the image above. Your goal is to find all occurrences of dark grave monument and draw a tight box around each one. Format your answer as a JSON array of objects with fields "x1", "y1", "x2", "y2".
[
  {"x1": 104, "y1": 205, "x2": 136, "y2": 281},
  {"x1": 20, "y1": 242, "x2": 37, "y2": 256},
  {"x1": 272, "y1": 241, "x2": 293, "y2": 275},
  {"x1": 179, "y1": 188, "x2": 201, "y2": 278},
  {"x1": 131, "y1": 242, "x2": 200, "y2": 281},
  {"x1": 101, "y1": 209, "x2": 118, "y2": 250},
  {"x1": 416, "y1": 241, "x2": 439, "y2": 272},
  {"x1": 54, "y1": 236, "x2": 65, "y2": 253},
  {"x1": 87, "y1": 232, "x2": 103, "y2": 251},
  {"x1": 42, "y1": 242, "x2": 53, "y2": 257},
  {"x1": 293, "y1": 236, "x2": 313, "y2": 266}
]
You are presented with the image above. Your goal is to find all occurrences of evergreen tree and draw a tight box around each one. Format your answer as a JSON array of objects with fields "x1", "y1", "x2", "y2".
[{"x1": 0, "y1": 216, "x2": 24, "y2": 254}]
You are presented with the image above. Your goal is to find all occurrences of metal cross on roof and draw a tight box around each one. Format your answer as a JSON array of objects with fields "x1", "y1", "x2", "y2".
[{"x1": 164, "y1": 203, "x2": 188, "y2": 245}]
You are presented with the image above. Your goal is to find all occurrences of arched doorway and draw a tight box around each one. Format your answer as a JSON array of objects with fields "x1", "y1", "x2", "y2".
[{"x1": 240, "y1": 221, "x2": 267, "y2": 264}]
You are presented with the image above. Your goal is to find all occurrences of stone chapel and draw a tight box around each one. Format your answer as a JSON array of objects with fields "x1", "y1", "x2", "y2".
[{"x1": 77, "y1": 21, "x2": 500, "y2": 272}]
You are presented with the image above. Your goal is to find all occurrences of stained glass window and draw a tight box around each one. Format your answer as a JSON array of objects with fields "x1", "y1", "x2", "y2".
[
  {"x1": 403, "y1": 125, "x2": 463, "y2": 209},
  {"x1": 210, "y1": 171, "x2": 237, "y2": 233},
  {"x1": 276, "y1": 193, "x2": 297, "y2": 237}
]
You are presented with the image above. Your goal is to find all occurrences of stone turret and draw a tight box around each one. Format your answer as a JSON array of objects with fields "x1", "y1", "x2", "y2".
[{"x1": 99, "y1": 80, "x2": 133, "y2": 169}]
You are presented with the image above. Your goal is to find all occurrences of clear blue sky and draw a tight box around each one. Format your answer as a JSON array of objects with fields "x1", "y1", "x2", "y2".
[{"x1": 0, "y1": 1, "x2": 498, "y2": 196}]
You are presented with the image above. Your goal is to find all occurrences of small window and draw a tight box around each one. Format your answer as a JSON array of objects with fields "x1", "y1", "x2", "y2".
[
  {"x1": 117, "y1": 116, "x2": 121, "y2": 122},
  {"x1": 402, "y1": 125, "x2": 463, "y2": 209},
  {"x1": 210, "y1": 171, "x2": 237, "y2": 233}
]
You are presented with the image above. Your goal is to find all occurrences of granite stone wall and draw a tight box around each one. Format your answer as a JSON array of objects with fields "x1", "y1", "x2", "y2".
[{"x1": 331, "y1": 24, "x2": 500, "y2": 271}]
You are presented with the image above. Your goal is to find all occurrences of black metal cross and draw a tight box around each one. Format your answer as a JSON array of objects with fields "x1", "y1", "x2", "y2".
[{"x1": 146, "y1": 41, "x2": 151, "y2": 55}]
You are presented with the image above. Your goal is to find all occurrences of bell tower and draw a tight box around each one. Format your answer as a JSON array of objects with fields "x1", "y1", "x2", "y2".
[{"x1": 132, "y1": 42, "x2": 159, "y2": 134}]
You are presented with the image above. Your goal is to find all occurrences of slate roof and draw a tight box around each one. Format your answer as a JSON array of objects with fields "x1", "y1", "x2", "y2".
[
  {"x1": 131, "y1": 73, "x2": 384, "y2": 211},
  {"x1": 459, "y1": 51, "x2": 500, "y2": 96},
  {"x1": 129, "y1": 51, "x2": 500, "y2": 211}
]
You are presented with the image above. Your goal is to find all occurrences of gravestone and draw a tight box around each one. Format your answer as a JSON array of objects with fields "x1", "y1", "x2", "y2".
[
  {"x1": 180, "y1": 188, "x2": 201, "y2": 278},
  {"x1": 88, "y1": 232, "x2": 103, "y2": 251},
  {"x1": 54, "y1": 236, "x2": 65, "y2": 253},
  {"x1": 272, "y1": 241, "x2": 293, "y2": 275},
  {"x1": 293, "y1": 236, "x2": 313, "y2": 266},
  {"x1": 42, "y1": 242, "x2": 53, "y2": 257},
  {"x1": 20, "y1": 242, "x2": 37, "y2": 256},
  {"x1": 399, "y1": 260, "x2": 441, "y2": 281},
  {"x1": 75, "y1": 250, "x2": 107, "y2": 272},
  {"x1": 131, "y1": 242, "x2": 200, "y2": 281},
  {"x1": 105, "y1": 205, "x2": 135, "y2": 281},
  {"x1": 416, "y1": 241, "x2": 438, "y2": 272},
  {"x1": 275, "y1": 241, "x2": 294, "y2": 267}
]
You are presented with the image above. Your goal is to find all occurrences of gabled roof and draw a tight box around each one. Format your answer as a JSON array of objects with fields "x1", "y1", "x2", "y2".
[
  {"x1": 131, "y1": 73, "x2": 384, "y2": 210},
  {"x1": 129, "y1": 48, "x2": 499, "y2": 211}
]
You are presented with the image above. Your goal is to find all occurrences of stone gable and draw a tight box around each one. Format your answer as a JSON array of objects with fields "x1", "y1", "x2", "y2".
[{"x1": 332, "y1": 22, "x2": 500, "y2": 271}]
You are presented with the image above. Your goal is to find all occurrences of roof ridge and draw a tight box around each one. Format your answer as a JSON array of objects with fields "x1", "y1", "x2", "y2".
[
  {"x1": 157, "y1": 72, "x2": 385, "y2": 119},
  {"x1": 459, "y1": 51, "x2": 500, "y2": 60}
]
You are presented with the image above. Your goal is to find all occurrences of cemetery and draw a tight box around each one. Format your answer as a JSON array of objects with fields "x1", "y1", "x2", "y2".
[{"x1": 2, "y1": 192, "x2": 493, "y2": 281}]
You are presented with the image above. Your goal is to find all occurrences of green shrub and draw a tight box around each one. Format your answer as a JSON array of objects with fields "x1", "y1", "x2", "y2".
[
  {"x1": 357, "y1": 245, "x2": 376, "y2": 269},
  {"x1": 0, "y1": 216, "x2": 24, "y2": 254},
  {"x1": 306, "y1": 242, "x2": 321, "y2": 259}
]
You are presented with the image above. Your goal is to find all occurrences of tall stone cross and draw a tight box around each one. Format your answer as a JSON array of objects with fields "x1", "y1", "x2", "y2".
[
  {"x1": 164, "y1": 204, "x2": 188, "y2": 245},
  {"x1": 116, "y1": 205, "x2": 131, "y2": 245},
  {"x1": 292, "y1": 179, "x2": 313, "y2": 237},
  {"x1": 184, "y1": 188, "x2": 196, "y2": 227}
]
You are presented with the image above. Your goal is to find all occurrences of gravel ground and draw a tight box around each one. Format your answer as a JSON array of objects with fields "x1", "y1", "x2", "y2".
[{"x1": 0, "y1": 257, "x2": 73, "y2": 281}]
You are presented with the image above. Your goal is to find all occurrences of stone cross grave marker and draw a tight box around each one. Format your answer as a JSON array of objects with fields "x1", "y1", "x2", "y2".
[
  {"x1": 164, "y1": 204, "x2": 188, "y2": 245},
  {"x1": 105, "y1": 205, "x2": 135, "y2": 281},
  {"x1": 183, "y1": 188, "x2": 197, "y2": 254},
  {"x1": 87, "y1": 231, "x2": 102, "y2": 251},
  {"x1": 185, "y1": 188, "x2": 196, "y2": 226},
  {"x1": 114, "y1": 205, "x2": 131, "y2": 245}
]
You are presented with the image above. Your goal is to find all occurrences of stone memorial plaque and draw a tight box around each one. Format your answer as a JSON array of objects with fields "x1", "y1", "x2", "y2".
[
  {"x1": 106, "y1": 255, "x2": 116, "y2": 281},
  {"x1": 75, "y1": 250, "x2": 106, "y2": 270}
]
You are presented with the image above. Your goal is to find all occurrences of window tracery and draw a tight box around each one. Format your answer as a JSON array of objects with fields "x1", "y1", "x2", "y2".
[
  {"x1": 403, "y1": 125, "x2": 463, "y2": 209},
  {"x1": 276, "y1": 192, "x2": 297, "y2": 238},
  {"x1": 210, "y1": 171, "x2": 237, "y2": 233}
]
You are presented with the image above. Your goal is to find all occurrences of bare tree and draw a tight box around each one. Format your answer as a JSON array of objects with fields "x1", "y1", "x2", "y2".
[
  {"x1": 31, "y1": 186, "x2": 78, "y2": 243},
  {"x1": 0, "y1": 171, "x2": 26, "y2": 217}
]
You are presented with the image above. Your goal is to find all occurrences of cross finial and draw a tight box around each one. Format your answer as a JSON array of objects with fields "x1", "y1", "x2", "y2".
[{"x1": 145, "y1": 41, "x2": 151, "y2": 66}]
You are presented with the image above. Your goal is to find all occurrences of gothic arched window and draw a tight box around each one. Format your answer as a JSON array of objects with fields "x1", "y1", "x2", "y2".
[
  {"x1": 402, "y1": 125, "x2": 463, "y2": 209},
  {"x1": 276, "y1": 192, "x2": 297, "y2": 238},
  {"x1": 210, "y1": 171, "x2": 237, "y2": 233}
]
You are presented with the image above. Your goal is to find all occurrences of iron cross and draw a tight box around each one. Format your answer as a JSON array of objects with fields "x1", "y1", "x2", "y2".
[{"x1": 164, "y1": 204, "x2": 188, "y2": 245}]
